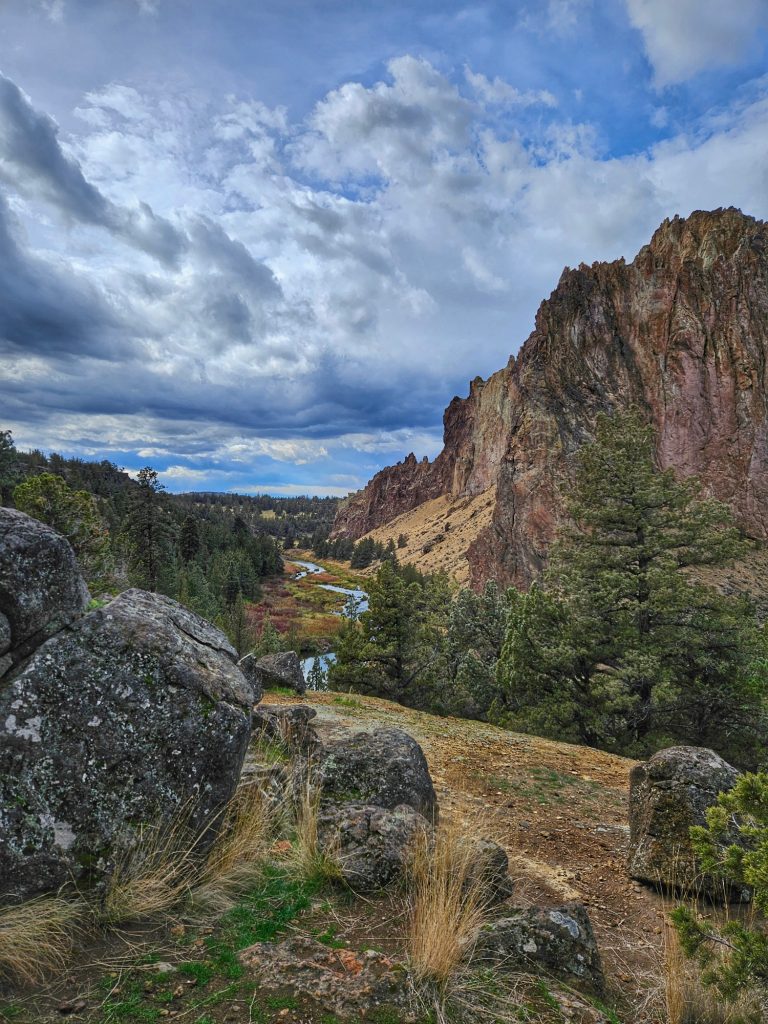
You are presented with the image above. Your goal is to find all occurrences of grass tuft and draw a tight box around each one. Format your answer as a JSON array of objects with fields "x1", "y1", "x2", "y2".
[
  {"x1": 0, "y1": 895, "x2": 83, "y2": 985},
  {"x1": 406, "y1": 818, "x2": 489, "y2": 990},
  {"x1": 191, "y1": 783, "x2": 275, "y2": 916},
  {"x1": 288, "y1": 777, "x2": 343, "y2": 886}
]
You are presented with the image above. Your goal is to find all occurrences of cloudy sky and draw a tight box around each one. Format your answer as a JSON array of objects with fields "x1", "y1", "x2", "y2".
[{"x1": 1, "y1": 1, "x2": 767, "y2": 496}]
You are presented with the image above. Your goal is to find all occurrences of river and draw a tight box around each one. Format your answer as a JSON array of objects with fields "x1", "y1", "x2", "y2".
[{"x1": 290, "y1": 559, "x2": 368, "y2": 688}]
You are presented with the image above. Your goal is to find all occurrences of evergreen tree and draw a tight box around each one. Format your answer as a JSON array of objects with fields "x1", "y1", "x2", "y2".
[
  {"x1": 498, "y1": 409, "x2": 766, "y2": 762},
  {"x1": 14, "y1": 472, "x2": 111, "y2": 584},
  {"x1": 0, "y1": 430, "x2": 20, "y2": 506},
  {"x1": 306, "y1": 658, "x2": 327, "y2": 692},
  {"x1": 179, "y1": 514, "x2": 200, "y2": 562},
  {"x1": 330, "y1": 561, "x2": 437, "y2": 704},
  {"x1": 124, "y1": 466, "x2": 171, "y2": 592},
  {"x1": 350, "y1": 537, "x2": 376, "y2": 569}
]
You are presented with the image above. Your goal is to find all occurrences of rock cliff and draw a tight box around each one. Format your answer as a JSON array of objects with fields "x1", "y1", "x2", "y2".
[{"x1": 332, "y1": 208, "x2": 768, "y2": 588}]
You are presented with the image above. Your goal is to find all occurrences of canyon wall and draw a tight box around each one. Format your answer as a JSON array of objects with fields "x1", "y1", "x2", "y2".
[{"x1": 332, "y1": 208, "x2": 768, "y2": 589}]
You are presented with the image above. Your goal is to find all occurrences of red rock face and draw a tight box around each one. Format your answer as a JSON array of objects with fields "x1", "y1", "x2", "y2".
[{"x1": 333, "y1": 208, "x2": 768, "y2": 589}]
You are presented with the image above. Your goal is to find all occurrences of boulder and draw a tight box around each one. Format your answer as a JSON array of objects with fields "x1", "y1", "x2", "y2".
[
  {"x1": 318, "y1": 802, "x2": 429, "y2": 890},
  {"x1": 0, "y1": 508, "x2": 90, "y2": 674},
  {"x1": 249, "y1": 650, "x2": 306, "y2": 695},
  {"x1": 0, "y1": 588, "x2": 254, "y2": 901},
  {"x1": 252, "y1": 704, "x2": 320, "y2": 754},
  {"x1": 239, "y1": 935, "x2": 415, "y2": 1021},
  {"x1": 464, "y1": 838, "x2": 514, "y2": 904},
  {"x1": 474, "y1": 902, "x2": 604, "y2": 995},
  {"x1": 316, "y1": 727, "x2": 438, "y2": 821},
  {"x1": 628, "y1": 746, "x2": 742, "y2": 895}
]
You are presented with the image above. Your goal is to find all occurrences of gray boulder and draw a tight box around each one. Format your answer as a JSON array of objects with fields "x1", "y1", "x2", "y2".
[
  {"x1": 465, "y1": 838, "x2": 514, "y2": 904},
  {"x1": 316, "y1": 727, "x2": 438, "y2": 821},
  {"x1": 252, "y1": 704, "x2": 320, "y2": 754},
  {"x1": 317, "y1": 802, "x2": 429, "y2": 890},
  {"x1": 628, "y1": 746, "x2": 741, "y2": 895},
  {"x1": 0, "y1": 588, "x2": 254, "y2": 901},
  {"x1": 0, "y1": 508, "x2": 90, "y2": 674},
  {"x1": 247, "y1": 650, "x2": 306, "y2": 695},
  {"x1": 474, "y1": 902, "x2": 604, "y2": 995}
]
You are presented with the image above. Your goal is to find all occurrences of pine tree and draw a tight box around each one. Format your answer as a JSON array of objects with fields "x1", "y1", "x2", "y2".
[
  {"x1": 498, "y1": 409, "x2": 766, "y2": 762},
  {"x1": 306, "y1": 658, "x2": 327, "y2": 692},
  {"x1": 179, "y1": 514, "x2": 200, "y2": 562},
  {"x1": 0, "y1": 430, "x2": 20, "y2": 506},
  {"x1": 124, "y1": 466, "x2": 170, "y2": 592},
  {"x1": 330, "y1": 561, "x2": 438, "y2": 704}
]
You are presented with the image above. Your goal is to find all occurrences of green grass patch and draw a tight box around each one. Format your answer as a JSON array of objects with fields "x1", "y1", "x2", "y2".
[{"x1": 97, "y1": 866, "x2": 316, "y2": 1023}]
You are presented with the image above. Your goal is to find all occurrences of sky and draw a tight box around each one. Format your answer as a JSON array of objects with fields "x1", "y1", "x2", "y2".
[{"x1": 1, "y1": 0, "x2": 767, "y2": 497}]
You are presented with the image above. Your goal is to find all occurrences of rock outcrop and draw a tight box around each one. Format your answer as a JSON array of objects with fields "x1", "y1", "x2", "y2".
[
  {"x1": 474, "y1": 901, "x2": 604, "y2": 994},
  {"x1": 315, "y1": 726, "x2": 439, "y2": 821},
  {"x1": 318, "y1": 802, "x2": 429, "y2": 890},
  {"x1": 0, "y1": 507, "x2": 90, "y2": 674},
  {"x1": 628, "y1": 745, "x2": 743, "y2": 896},
  {"x1": 0, "y1": 540, "x2": 254, "y2": 899},
  {"x1": 239, "y1": 936, "x2": 416, "y2": 1020},
  {"x1": 333, "y1": 209, "x2": 768, "y2": 589},
  {"x1": 243, "y1": 650, "x2": 306, "y2": 696}
]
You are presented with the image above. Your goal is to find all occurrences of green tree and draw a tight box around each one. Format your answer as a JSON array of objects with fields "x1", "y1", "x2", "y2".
[
  {"x1": 498, "y1": 410, "x2": 764, "y2": 762},
  {"x1": 14, "y1": 472, "x2": 110, "y2": 583},
  {"x1": 124, "y1": 466, "x2": 171, "y2": 592},
  {"x1": 0, "y1": 430, "x2": 20, "y2": 506},
  {"x1": 330, "y1": 561, "x2": 445, "y2": 705},
  {"x1": 673, "y1": 772, "x2": 768, "y2": 1001},
  {"x1": 179, "y1": 514, "x2": 200, "y2": 562},
  {"x1": 351, "y1": 537, "x2": 376, "y2": 569},
  {"x1": 306, "y1": 658, "x2": 327, "y2": 692}
]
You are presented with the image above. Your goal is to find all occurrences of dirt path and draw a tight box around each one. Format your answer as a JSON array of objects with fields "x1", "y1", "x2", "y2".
[{"x1": 270, "y1": 690, "x2": 668, "y2": 1013}]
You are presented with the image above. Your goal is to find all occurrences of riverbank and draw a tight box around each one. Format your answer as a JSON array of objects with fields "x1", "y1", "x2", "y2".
[{"x1": 246, "y1": 551, "x2": 369, "y2": 664}]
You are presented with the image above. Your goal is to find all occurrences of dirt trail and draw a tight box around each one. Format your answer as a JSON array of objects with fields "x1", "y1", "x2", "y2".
[{"x1": 270, "y1": 690, "x2": 668, "y2": 1009}]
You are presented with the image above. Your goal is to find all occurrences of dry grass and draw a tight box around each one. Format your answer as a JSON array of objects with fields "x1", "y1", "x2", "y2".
[
  {"x1": 191, "y1": 783, "x2": 275, "y2": 915},
  {"x1": 406, "y1": 818, "x2": 490, "y2": 989},
  {"x1": 103, "y1": 782, "x2": 280, "y2": 925},
  {"x1": 100, "y1": 810, "x2": 202, "y2": 926},
  {"x1": 288, "y1": 777, "x2": 342, "y2": 885},
  {"x1": 0, "y1": 895, "x2": 84, "y2": 985}
]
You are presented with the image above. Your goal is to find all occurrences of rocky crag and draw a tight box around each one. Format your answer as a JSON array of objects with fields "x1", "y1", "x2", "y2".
[{"x1": 333, "y1": 208, "x2": 768, "y2": 588}]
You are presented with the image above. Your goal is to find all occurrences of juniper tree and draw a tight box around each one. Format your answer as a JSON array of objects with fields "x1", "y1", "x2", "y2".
[
  {"x1": 14, "y1": 472, "x2": 110, "y2": 584},
  {"x1": 498, "y1": 409, "x2": 766, "y2": 762}
]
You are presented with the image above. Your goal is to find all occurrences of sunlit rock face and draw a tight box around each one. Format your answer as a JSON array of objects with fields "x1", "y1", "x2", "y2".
[{"x1": 334, "y1": 208, "x2": 768, "y2": 589}]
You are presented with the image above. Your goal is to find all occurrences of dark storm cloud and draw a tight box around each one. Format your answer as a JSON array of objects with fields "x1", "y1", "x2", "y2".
[
  {"x1": 0, "y1": 72, "x2": 186, "y2": 265},
  {"x1": 0, "y1": 194, "x2": 134, "y2": 359}
]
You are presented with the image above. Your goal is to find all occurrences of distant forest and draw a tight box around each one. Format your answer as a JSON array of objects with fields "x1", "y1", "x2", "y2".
[{"x1": 0, "y1": 430, "x2": 339, "y2": 648}]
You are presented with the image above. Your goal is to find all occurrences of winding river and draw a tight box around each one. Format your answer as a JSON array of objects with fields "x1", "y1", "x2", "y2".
[{"x1": 290, "y1": 559, "x2": 368, "y2": 687}]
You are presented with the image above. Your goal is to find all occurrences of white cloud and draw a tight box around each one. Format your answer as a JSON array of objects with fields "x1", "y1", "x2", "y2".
[
  {"x1": 464, "y1": 68, "x2": 557, "y2": 109},
  {"x1": 2, "y1": 57, "x2": 768, "y2": 486},
  {"x1": 626, "y1": 0, "x2": 768, "y2": 86}
]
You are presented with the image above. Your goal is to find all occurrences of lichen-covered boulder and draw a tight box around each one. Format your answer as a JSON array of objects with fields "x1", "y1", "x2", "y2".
[
  {"x1": 251, "y1": 651, "x2": 306, "y2": 695},
  {"x1": 0, "y1": 588, "x2": 254, "y2": 901},
  {"x1": 318, "y1": 802, "x2": 429, "y2": 890},
  {"x1": 0, "y1": 508, "x2": 89, "y2": 674},
  {"x1": 628, "y1": 746, "x2": 741, "y2": 895},
  {"x1": 474, "y1": 902, "x2": 604, "y2": 995},
  {"x1": 316, "y1": 727, "x2": 438, "y2": 821}
]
